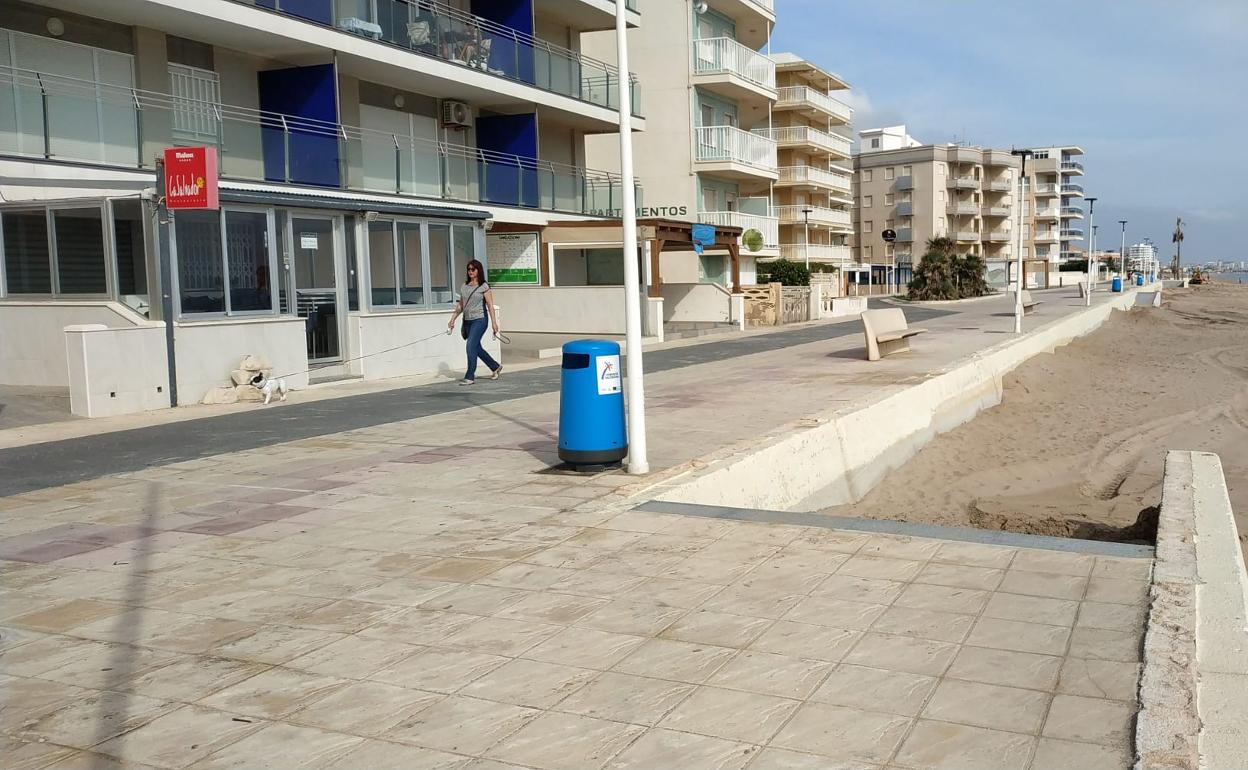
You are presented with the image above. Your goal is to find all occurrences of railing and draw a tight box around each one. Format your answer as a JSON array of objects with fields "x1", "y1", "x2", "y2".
[
  {"x1": 896, "y1": 175, "x2": 914, "y2": 190},
  {"x1": 694, "y1": 125, "x2": 777, "y2": 171},
  {"x1": 987, "y1": 178, "x2": 1012, "y2": 191},
  {"x1": 776, "y1": 165, "x2": 852, "y2": 192},
  {"x1": 779, "y1": 243, "x2": 852, "y2": 263},
  {"x1": 947, "y1": 176, "x2": 979, "y2": 189},
  {"x1": 1033, "y1": 183, "x2": 1059, "y2": 195},
  {"x1": 1035, "y1": 208, "x2": 1060, "y2": 218},
  {"x1": 698, "y1": 210, "x2": 779, "y2": 247},
  {"x1": 985, "y1": 231, "x2": 1011, "y2": 241},
  {"x1": 954, "y1": 231, "x2": 980, "y2": 241},
  {"x1": 981, "y1": 206, "x2": 1011, "y2": 217},
  {"x1": 692, "y1": 37, "x2": 776, "y2": 92},
  {"x1": 744, "y1": 0, "x2": 776, "y2": 14},
  {"x1": 1035, "y1": 231, "x2": 1060, "y2": 241},
  {"x1": 774, "y1": 205, "x2": 852, "y2": 227},
  {"x1": 1061, "y1": 183, "x2": 1084, "y2": 195},
  {"x1": 947, "y1": 202, "x2": 979, "y2": 215},
  {"x1": 231, "y1": 0, "x2": 641, "y2": 117},
  {"x1": 1061, "y1": 160, "x2": 1084, "y2": 173},
  {"x1": 775, "y1": 86, "x2": 852, "y2": 122},
  {"x1": 751, "y1": 126, "x2": 851, "y2": 157},
  {"x1": 896, "y1": 202, "x2": 913, "y2": 216},
  {"x1": 0, "y1": 64, "x2": 638, "y2": 217},
  {"x1": 1060, "y1": 229, "x2": 1084, "y2": 239},
  {"x1": 1061, "y1": 206, "x2": 1084, "y2": 217},
  {"x1": 896, "y1": 227, "x2": 913, "y2": 242}
]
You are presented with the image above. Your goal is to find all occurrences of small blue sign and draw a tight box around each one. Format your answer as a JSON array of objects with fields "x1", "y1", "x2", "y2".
[{"x1": 691, "y1": 223, "x2": 715, "y2": 255}]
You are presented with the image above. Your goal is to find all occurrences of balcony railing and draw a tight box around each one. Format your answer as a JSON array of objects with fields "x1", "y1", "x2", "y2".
[
  {"x1": 774, "y1": 205, "x2": 852, "y2": 227},
  {"x1": 896, "y1": 175, "x2": 914, "y2": 190},
  {"x1": 694, "y1": 125, "x2": 777, "y2": 171},
  {"x1": 1033, "y1": 183, "x2": 1059, "y2": 195},
  {"x1": 0, "y1": 65, "x2": 638, "y2": 217},
  {"x1": 947, "y1": 177, "x2": 979, "y2": 189},
  {"x1": 751, "y1": 126, "x2": 851, "y2": 157},
  {"x1": 699, "y1": 210, "x2": 779, "y2": 247},
  {"x1": 775, "y1": 86, "x2": 852, "y2": 122},
  {"x1": 954, "y1": 231, "x2": 980, "y2": 241},
  {"x1": 896, "y1": 202, "x2": 913, "y2": 216},
  {"x1": 985, "y1": 231, "x2": 1011, "y2": 242},
  {"x1": 1060, "y1": 229, "x2": 1084, "y2": 239},
  {"x1": 987, "y1": 178, "x2": 1012, "y2": 191},
  {"x1": 692, "y1": 37, "x2": 776, "y2": 92},
  {"x1": 981, "y1": 206, "x2": 1011, "y2": 217},
  {"x1": 233, "y1": 0, "x2": 641, "y2": 117},
  {"x1": 1061, "y1": 183, "x2": 1084, "y2": 195},
  {"x1": 1035, "y1": 208, "x2": 1060, "y2": 218},
  {"x1": 1035, "y1": 231, "x2": 1060, "y2": 241},
  {"x1": 1061, "y1": 206, "x2": 1084, "y2": 218},
  {"x1": 776, "y1": 165, "x2": 851, "y2": 192},
  {"x1": 895, "y1": 227, "x2": 913, "y2": 242},
  {"x1": 779, "y1": 243, "x2": 852, "y2": 263},
  {"x1": 947, "y1": 202, "x2": 980, "y2": 215},
  {"x1": 1061, "y1": 160, "x2": 1084, "y2": 173}
]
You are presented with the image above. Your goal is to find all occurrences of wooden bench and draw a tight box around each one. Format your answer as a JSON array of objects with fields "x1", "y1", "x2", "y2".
[
  {"x1": 860, "y1": 308, "x2": 927, "y2": 361},
  {"x1": 1016, "y1": 289, "x2": 1041, "y2": 314}
]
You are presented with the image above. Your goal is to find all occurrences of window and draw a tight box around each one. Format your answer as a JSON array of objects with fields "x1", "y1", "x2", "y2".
[
  {"x1": 367, "y1": 218, "x2": 477, "y2": 310},
  {"x1": 885, "y1": 167, "x2": 895, "y2": 180},
  {"x1": 54, "y1": 208, "x2": 108, "y2": 295},
  {"x1": 2, "y1": 205, "x2": 111, "y2": 297},
  {"x1": 864, "y1": 245, "x2": 873, "y2": 257},
  {"x1": 1023, "y1": 247, "x2": 1030, "y2": 257},
  {"x1": 169, "y1": 63, "x2": 222, "y2": 144},
  {"x1": 862, "y1": 169, "x2": 873, "y2": 183},
  {"x1": 864, "y1": 221, "x2": 873, "y2": 233},
  {"x1": 173, "y1": 208, "x2": 276, "y2": 316},
  {"x1": 936, "y1": 163, "x2": 945, "y2": 176},
  {"x1": 886, "y1": 219, "x2": 895, "y2": 229},
  {"x1": 885, "y1": 193, "x2": 894, "y2": 205},
  {"x1": 225, "y1": 210, "x2": 272, "y2": 312},
  {"x1": 111, "y1": 200, "x2": 148, "y2": 313},
  {"x1": 886, "y1": 244, "x2": 894, "y2": 257},
  {"x1": 939, "y1": 190, "x2": 946, "y2": 202},
  {"x1": 453, "y1": 225, "x2": 475, "y2": 287},
  {"x1": 428, "y1": 223, "x2": 454, "y2": 305},
  {"x1": 862, "y1": 195, "x2": 872, "y2": 208},
  {"x1": 175, "y1": 210, "x2": 224, "y2": 314},
  {"x1": 3, "y1": 210, "x2": 52, "y2": 294},
  {"x1": 870, "y1": 137, "x2": 880, "y2": 148},
  {"x1": 903, "y1": 165, "x2": 912, "y2": 175},
  {"x1": 397, "y1": 221, "x2": 424, "y2": 306},
  {"x1": 368, "y1": 220, "x2": 397, "y2": 306}
]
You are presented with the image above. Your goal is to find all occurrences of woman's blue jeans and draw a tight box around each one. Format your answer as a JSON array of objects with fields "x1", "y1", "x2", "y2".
[{"x1": 464, "y1": 316, "x2": 499, "y2": 380}]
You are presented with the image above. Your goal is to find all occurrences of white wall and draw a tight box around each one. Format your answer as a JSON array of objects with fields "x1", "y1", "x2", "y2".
[
  {"x1": 0, "y1": 302, "x2": 143, "y2": 387},
  {"x1": 350, "y1": 309, "x2": 495, "y2": 380},
  {"x1": 173, "y1": 317, "x2": 308, "y2": 403},
  {"x1": 661, "y1": 283, "x2": 731, "y2": 323},
  {"x1": 493, "y1": 286, "x2": 627, "y2": 334},
  {"x1": 65, "y1": 324, "x2": 169, "y2": 417}
]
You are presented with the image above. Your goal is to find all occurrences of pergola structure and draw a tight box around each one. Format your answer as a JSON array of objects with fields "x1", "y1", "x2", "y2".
[{"x1": 543, "y1": 218, "x2": 744, "y2": 296}]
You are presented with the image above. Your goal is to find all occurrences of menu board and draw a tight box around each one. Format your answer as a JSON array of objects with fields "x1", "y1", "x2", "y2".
[{"x1": 486, "y1": 232, "x2": 540, "y2": 284}]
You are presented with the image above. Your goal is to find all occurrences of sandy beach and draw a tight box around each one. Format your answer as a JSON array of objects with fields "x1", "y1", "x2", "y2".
[{"x1": 820, "y1": 282, "x2": 1248, "y2": 562}]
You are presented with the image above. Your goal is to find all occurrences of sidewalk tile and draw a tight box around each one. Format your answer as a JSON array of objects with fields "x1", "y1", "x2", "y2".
[
  {"x1": 187, "y1": 722, "x2": 362, "y2": 769},
  {"x1": 384, "y1": 695, "x2": 538, "y2": 755},
  {"x1": 555, "y1": 671, "x2": 695, "y2": 725},
  {"x1": 811, "y1": 664, "x2": 936, "y2": 716},
  {"x1": 945, "y1": 646, "x2": 1061, "y2": 691},
  {"x1": 921, "y1": 679, "x2": 1049, "y2": 733},
  {"x1": 706, "y1": 650, "x2": 832, "y2": 699},
  {"x1": 893, "y1": 720, "x2": 1033, "y2": 770},
  {"x1": 749, "y1": 621, "x2": 862, "y2": 662},
  {"x1": 771, "y1": 702, "x2": 910, "y2": 763},
  {"x1": 612, "y1": 638, "x2": 736, "y2": 684},
  {"x1": 604, "y1": 729, "x2": 755, "y2": 770},
  {"x1": 1042, "y1": 694, "x2": 1136, "y2": 746},
  {"x1": 460, "y1": 658, "x2": 596, "y2": 708},
  {"x1": 371, "y1": 647, "x2": 508, "y2": 693},
  {"x1": 487, "y1": 712, "x2": 644, "y2": 770},
  {"x1": 660, "y1": 686, "x2": 798, "y2": 744}
]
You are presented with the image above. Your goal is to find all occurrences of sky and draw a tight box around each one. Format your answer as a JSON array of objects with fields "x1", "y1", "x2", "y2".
[{"x1": 770, "y1": 0, "x2": 1248, "y2": 264}]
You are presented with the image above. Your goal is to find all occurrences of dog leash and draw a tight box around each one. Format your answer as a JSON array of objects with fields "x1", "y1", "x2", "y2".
[{"x1": 271, "y1": 328, "x2": 511, "y2": 380}]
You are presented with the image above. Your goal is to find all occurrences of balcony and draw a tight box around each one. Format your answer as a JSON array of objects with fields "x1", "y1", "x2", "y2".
[
  {"x1": 1033, "y1": 183, "x2": 1059, "y2": 196},
  {"x1": 947, "y1": 202, "x2": 980, "y2": 216},
  {"x1": 0, "y1": 64, "x2": 638, "y2": 218},
  {"x1": 1061, "y1": 206, "x2": 1084, "y2": 219},
  {"x1": 987, "y1": 178, "x2": 1012, "y2": 192},
  {"x1": 896, "y1": 175, "x2": 914, "y2": 191},
  {"x1": 1035, "y1": 231, "x2": 1060, "y2": 242},
  {"x1": 981, "y1": 205, "x2": 1011, "y2": 217},
  {"x1": 985, "y1": 231, "x2": 1011, "y2": 242},
  {"x1": 1061, "y1": 183, "x2": 1085, "y2": 196},
  {"x1": 1060, "y1": 229, "x2": 1084, "y2": 239},
  {"x1": 714, "y1": 0, "x2": 777, "y2": 47},
  {"x1": 896, "y1": 202, "x2": 913, "y2": 216},
  {"x1": 779, "y1": 243, "x2": 852, "y2": 264},
  {"x1": 775, "y1": 166, "x2": 852, "y2": 194},
  {"x1": 774, "y1": 205, "x2": 853, "y2": 229},
  {"x1": 691, "y1": 37, "x2": 777, "y2": 102},
  {"x1": 224, "y1": 0, "x2": 642, "y2": 121},
  {"x1": 699, "y1": 210, "x2": 779, "y2": 248},
  {"x1": 1035, "y1": 208, "x2": 1060, "y2": 219},
  {"x1": 895, "y1": 227, "x2": 913, "y2": 242},
  {"x1": 947, "y1": 176, "x2": 980, "y2": 190},
  {"x1": 1061, "y1": 160, "x2": 1084, "y2": 175},
  {"x1": 954, "y1": 231, "x2": 981, "y2": 242},
  {"x1": 774, "y1": 86, "x2": 852, "y2": 123},
  {"x1": 694, "y1": 125, "x2": 778, "y2": 179},
  {"x1": 531, "y1": 0, "x2": 641, "y2": 31},
  {"x1": 752, "y1": 126, "x2": 852, "y2": 159}
]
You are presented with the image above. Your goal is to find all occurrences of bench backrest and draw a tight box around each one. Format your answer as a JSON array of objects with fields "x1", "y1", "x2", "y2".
[
  {"x1": 861, "y1": 307, "x2": 909, "y2": 336},
  {"x1": 1016, "y1": 289, "x2": 1034, "y2": 304}
]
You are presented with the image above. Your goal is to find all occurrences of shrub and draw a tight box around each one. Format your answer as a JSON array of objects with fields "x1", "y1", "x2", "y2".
[
  {"x1": 907, "y1": 237, "x2": 993, "y2": 300},
  {"x1": 756, "y1": 258, "x2": 810, "y2": 286}
]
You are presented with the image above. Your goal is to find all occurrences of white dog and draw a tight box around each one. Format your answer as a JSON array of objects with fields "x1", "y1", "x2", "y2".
[{"x1": 249, "y1": 373, "x2": 288, "y2": 405}]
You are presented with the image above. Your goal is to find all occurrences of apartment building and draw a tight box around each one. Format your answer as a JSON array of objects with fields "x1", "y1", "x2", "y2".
[
  {"x1": 768, "y1": 53, "x2": 854, "y2": 268},
  {"x1": 0, "y1": 0, "x2": 645, "y2": 409},
  {"x1": 584, "y1": 0, "x2": 777, "y2": 288},
  {"x1": 854, "y1": 128, "x2": 1021, "y2": 290},
  {"x1": 1021, "y1": 145, "x2": 1085, "y2": 269}
]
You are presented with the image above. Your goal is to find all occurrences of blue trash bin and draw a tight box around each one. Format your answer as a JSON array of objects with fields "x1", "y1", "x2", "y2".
[
  {"x1": 1112, "y1": 276, "x2": 1123, "y2": 292},
  {"x1": 558, "y1": 340, "x2": 626, "y2": 466},
  {"x1": 1136, "y1": 274, "x2": 1144, "y2": 286}
]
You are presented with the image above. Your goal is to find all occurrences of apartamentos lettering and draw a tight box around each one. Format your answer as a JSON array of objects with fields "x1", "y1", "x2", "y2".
[{"x1": 588, "y1": 205, "x2": 689, "y2": 218}]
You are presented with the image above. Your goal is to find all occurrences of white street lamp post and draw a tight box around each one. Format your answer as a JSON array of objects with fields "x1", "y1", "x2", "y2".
[
  {"x1": 615, "y1": 4, "x2": 647, "y2": 475},
  {"x1": 802, "y1": 207, "x2": 812, "y2": 271},
  {"x1": 1084, "y1": 197, "x2": 1096, "y2": 306},
  {"x1": 1011, "y1": 150, "x2": 1033, "y2": 334},
  {"x1": 1118, "y1": 220, "x2": 1128, "y2": 287}
]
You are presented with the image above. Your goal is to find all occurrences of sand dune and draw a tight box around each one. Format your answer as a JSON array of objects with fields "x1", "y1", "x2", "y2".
[{"x1": 820, "y1": 283, "x2": 1248, "y2": 562}]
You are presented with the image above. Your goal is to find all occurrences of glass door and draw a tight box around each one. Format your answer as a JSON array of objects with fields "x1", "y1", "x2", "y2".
[{"x1": 290, "y1": 216, "x2": 341, "y2": 361}]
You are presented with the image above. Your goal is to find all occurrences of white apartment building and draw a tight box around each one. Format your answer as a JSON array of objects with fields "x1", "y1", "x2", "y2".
[
  {"x1": 0, "y1": 0, "x2": 645, "y2": 412},
  {"x1": 584, "y1": 0, "x2": 778, "y2": 289},
  {"x1": 1127, "y1": 242, "x2": 1158, "y2": 274},
  {"x1": 854, "y1": 128, "x2": 1021, "y2": 291},
  {"x1": 1021, "y1": 144, "x2": 1085, "y2": 269}
]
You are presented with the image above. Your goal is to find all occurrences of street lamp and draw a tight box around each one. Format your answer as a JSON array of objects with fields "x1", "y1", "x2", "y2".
[
  {"x1": 802, "y1": 207, "x2": 813, "y2": 271},
  {"x1": 1010, "y1": 149, "x2": 1033, "y2": 333},
  {"x1": 1118, "y1": 219, "x2": 1128, "y2": 286},
  {"x1": 614, "y1": 3, "x2": 647, "y2": 474},
  {"x1": 1084, "y1": 197, "x2": 1097, "y2": 306}
]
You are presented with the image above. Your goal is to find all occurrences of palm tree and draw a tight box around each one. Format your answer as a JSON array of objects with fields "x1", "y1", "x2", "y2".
[{"x1": 908, "y1": 237, "x2": 959, "y2": 300}]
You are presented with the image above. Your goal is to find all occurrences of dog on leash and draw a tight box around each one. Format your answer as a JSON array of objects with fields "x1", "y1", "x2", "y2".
[{"x1": 249, "y1": 373, "x2": 288, "y2": 404}]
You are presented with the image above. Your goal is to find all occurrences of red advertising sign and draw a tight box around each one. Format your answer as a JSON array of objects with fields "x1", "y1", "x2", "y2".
[{"x1": 163, "y1": 146, "x2": 219, "y2": 210}]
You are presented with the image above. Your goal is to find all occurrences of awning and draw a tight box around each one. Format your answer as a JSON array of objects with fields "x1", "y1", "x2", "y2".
[{"x1": 218, "y1": 181, "x2": 491, "y2": 221}]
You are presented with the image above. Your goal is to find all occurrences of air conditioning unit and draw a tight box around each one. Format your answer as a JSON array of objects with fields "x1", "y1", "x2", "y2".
[{"x1": 441, "y1": 100, "x2": 472, "y2": 129}]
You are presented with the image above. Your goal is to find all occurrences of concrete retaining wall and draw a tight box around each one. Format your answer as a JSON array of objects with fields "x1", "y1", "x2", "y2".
[
  {"x1": 652, "y1": 289, "x2": 1144, "y2": 512},
  {"x1": 1135, "y1": 450, "x2": 1248, "y2": 769}
]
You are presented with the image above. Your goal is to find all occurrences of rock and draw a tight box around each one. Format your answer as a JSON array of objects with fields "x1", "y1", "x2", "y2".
[
  {"x1": 239, "y1": 354, "x2": 271, "y2": 373},
  {"x1": 230, "y1": 369, "x2": 253, "y2": 386},
  {"x1": 200, "y1": 386, "x2": 239, "y2": 405}
]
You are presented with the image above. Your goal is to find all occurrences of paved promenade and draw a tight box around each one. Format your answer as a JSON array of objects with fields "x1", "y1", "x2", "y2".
[{"x1": 2, "y1": 288, "x2": 1149, "y2": 769}]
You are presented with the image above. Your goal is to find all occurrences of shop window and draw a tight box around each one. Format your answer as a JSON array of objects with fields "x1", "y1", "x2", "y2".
[
  {"x1": 225, "y1": 210, "x2": 272, "y2": 312},
  {"x1": 368, "y1": 219, "x2": 397, "y2": 306},
  {"x1": 172, "y1": 207, "x2": 276, "y2": 316},
  {"x1": 2, "y1": 209, "x2": 52, "y2": 294},
  {"x1": 452, "y1": 225, "x2": 475, "y2": 290},
  {"x1": 175, "y1": 210, "x2": 224, "y2": 314},
  {"x1": 53, "y1": 208, "x2": 108, "y2": 294},
  {"x1": 427, "y1": 223, "x2": 454, "y2": 305},
  {"x1": 397, "y1": 221, "x2": 424, "y2": 306}
]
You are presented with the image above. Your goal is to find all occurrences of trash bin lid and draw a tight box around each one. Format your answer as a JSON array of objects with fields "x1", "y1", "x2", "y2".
[{"x1": 562, "y1": 339, "x2": 620, "y2": 356}]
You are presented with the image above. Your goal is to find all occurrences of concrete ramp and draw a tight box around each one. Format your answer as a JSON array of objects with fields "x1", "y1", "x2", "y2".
[{"x1": 1136, "y1": 290, "x2": 1163, "y2": 307}]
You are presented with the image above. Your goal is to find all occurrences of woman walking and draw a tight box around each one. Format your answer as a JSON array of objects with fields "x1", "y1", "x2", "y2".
[{"x1": 447, "y1": 259, "x2": 502, "y2": 385}]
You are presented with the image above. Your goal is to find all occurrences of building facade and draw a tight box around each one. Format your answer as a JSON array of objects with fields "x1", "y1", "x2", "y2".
[
  {"x1": 854, "y1": 131, "x2": 1021, "y2": 290},
  {"x1": 768, "y1": 53, "x2": 854, "y2": 269},
  {"x1": 1020, "y1": 145, "x2": 1085, "y2": 268},
  {"x1": 583, "y1": 0, "x2": 777, "y2": 287},
  {"x1": 0, "y1": 0, "x2": 646, "y2": 409}
]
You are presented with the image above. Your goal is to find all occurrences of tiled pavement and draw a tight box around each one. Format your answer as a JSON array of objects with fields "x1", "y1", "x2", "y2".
[{"x1": 1, "y1": 291, "x2": 1150, "y2": 769}]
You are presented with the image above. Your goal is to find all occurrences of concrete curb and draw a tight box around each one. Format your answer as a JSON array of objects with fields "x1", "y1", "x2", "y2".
[{"x1": 648, "y1": 289, "x2": 1145, "y2": 512}]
